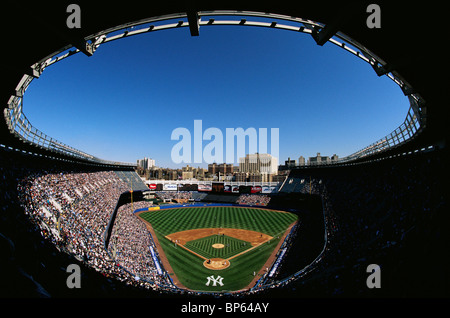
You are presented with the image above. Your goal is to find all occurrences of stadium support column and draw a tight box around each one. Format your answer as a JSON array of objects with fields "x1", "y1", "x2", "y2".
[
  {"x1": 72, "y1": 39, "x2": 96, "y2": 56},
  {"x1": 187, "y1": 11, "x2": 200, "y2": 36},
  {"x1": 310, "y1": 2, "x2": 360, "y2": 46},
  {"x1": 311, "y1": 24, "x2": 339, "y2": 46},
  {"x1": 65, "y1": 28, "x2": 96, "y2": 56}
]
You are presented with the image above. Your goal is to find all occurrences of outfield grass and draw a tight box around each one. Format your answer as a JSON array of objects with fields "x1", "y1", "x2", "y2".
[{"x1": 139, "y1": 206, "x2": 297, "y2": 292}]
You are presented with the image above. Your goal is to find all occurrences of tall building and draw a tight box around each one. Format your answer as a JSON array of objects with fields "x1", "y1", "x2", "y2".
[
  {"x1": 208, "y1": 163, "x2": 233, "y2": 175},
  {"x1": 182, "y1": 171, "x2": 194, "y2": 180},
  {"x1": 331, "y1": 154, "x2": 339, "y2": 162},
  {"x1": 239, "y1": 153, "x2": 278, "y2": 175},
  {"x1": 248, "y1": 172, "x2": 262, "y2": 182},
  {"x1": 234, "y1": 172, "x2": 248, "y2": 182},
  {"x1": 307, "y1": 153, "x2": 339, "y2": 165},
  {"x1": 298, "y1": 156, "x2": 306, "y2": 166},
  {"x1": 181, "y1": 165, "x2": 194, "y2": 180},
  {"x1": 308, "y1": 153, "x2": 329, "y2": 165},
  {"x1": 137, "y1": 157, "x2": 155, "y2": 170},
  {"x1": 285, "y1": 157, "x2": 296, "y2": 168}
]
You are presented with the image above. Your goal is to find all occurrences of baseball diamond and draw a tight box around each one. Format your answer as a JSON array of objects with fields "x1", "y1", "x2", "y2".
[
  {"x1": 182, "y1": 233, "x2": 254, "y2": 260},
  {"x1": 137, "y1": 206, "x2": 297, "y2": 292}
]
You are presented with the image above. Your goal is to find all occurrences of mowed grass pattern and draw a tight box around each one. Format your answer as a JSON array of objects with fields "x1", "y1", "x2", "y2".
[
  {"x1": 139, "y1": 206, "x2": 297, "y2": 292},
  {"x1": 140, "y1": 206, "x2": 296, "y2": 237},
  {"x1": 185, "y1": 234, "x2": 251, "y2": 259}
]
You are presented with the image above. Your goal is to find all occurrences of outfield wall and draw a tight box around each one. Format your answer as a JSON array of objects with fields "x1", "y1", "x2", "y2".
[
  {"x1": 133, "y1": 202, "x2": 298, "y2": 215},
  {"x1": 133, "y1": 202, "x2": 233, "y2": 214}
]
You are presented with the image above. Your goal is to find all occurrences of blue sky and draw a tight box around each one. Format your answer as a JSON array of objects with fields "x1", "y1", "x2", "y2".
[{"x1": 23, "y1": 20, "x2": 409, "y2": 168}]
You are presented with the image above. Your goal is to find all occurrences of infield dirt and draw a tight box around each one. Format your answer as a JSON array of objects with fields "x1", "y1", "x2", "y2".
[{"x1": 166, "y1": 228, "x2": 272, "y2": 246}]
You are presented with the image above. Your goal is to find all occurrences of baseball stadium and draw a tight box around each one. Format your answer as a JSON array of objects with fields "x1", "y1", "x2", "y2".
[
  {"x1": 135, "y1": 205, "x2": 298, "y2": 292},
  {"x1": 0, "y1": 1, "x2": 447, "y2": 304}
]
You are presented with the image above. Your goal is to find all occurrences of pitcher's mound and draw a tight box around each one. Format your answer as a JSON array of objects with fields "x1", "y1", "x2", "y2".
[
  {"x1": 212, "y1": 243, "x2": 225, "y2": 249},
  {"x1": 203, "y1": 258, "x2": 230, "y2": 270}
]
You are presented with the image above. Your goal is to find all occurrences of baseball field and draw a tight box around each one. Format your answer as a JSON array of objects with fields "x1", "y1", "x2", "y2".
[{"x1": 137, "y1": 206, "x2": 298, "y2": 292}]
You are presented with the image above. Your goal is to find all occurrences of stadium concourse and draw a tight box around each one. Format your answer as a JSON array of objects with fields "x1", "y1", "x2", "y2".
[{"x1": 0, "y1": 142, "x2": 447, "y2": 298}]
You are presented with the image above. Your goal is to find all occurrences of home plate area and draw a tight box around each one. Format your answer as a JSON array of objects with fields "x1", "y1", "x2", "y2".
[
  {"x1": 166, "y1": 228, "x2": 273, "y2": 270},
  {"x1": 203, "y1": 258, "x2": 230, "y2": 270}
]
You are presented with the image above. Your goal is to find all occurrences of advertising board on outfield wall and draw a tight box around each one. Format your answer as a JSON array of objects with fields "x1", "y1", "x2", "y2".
[
  {"x1": 163, "y1": 184, "x2": 178, "y2": 191},
  {"x1": 148, "y1": 182, "x2": 279, "y2": 193},
  {"x1": 198, "y1": 184, "x2": 212, "y2": 191},
  {"x1": 251, "y1": 186, "x2": 262, "y2": 194},
  {"x1": 261, "y1": 186, "x2": 277, "y2": 193}
]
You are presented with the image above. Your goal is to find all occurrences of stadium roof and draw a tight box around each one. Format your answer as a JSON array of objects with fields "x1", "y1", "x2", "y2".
[{"x1": 0, "y1": 1, "x2": 447, "y2": 166}]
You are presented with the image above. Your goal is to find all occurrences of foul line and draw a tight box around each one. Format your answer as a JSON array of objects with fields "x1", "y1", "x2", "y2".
[{"x1": 165, "y1": 235, "x2": 208, "y2": 260}]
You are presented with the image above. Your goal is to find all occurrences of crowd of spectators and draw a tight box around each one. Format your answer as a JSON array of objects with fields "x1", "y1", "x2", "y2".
[
  {"x1": 108, "y1": 201, "x2": 166, "y2": 288},
  {"x1": 236, "y1": 194, "x2": 271, "y2": 206},
  {"x1": 17, "y1": 170, "x2": 134, "y2": 279},
  {"x1": 1, "y1": 147, "x2": 153, "y2": 297},
  {"x1": 15, "y1": 168, "x2": 184, "y2": 293},
  {"x1": 272, "y1": 149, "x2": 446, "y2": 297},
  {"x1": 156, "y1": 191, "x2": 193, "y2": 202}
]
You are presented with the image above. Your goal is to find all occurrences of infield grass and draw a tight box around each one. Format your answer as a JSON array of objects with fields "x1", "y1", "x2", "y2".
[{"x1": 185, "y1": 234, "x2": 251, "y2": 259}]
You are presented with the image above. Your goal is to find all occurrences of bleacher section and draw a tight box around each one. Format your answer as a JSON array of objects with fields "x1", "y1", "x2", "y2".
[
  {"x1": 0, "y1": 147, "x2": 149, "y2": 297},
  {"x1": 191, "y1": 192, "x2": 208, "y2": 202},
  {"x1": 114, "y1": 170, "x2": 148, "y2": 191},
  {"x1": 274, "y1": 149, "x2": 447, "y2": 297},
  {"x1": 279, "y1": 177, "x2": 307, "y2": 193}
]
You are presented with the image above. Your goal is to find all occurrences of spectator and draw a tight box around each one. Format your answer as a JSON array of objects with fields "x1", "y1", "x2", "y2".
[{"x1": 237, "y1": 194, "x2": 271, "y2": 206}]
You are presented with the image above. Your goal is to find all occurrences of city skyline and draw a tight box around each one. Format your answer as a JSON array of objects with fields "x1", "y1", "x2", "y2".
[
  {"x1": 137, "y1": 151, "x2": 341, "y2": 173},
  {"x1": 24, "y1": 21, "x2": 409, "y2": 168}
]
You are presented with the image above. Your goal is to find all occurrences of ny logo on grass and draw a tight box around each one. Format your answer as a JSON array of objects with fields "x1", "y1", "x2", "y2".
[{"x1": 206, "y1": 275, "x2": 224, "y2": 287}]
